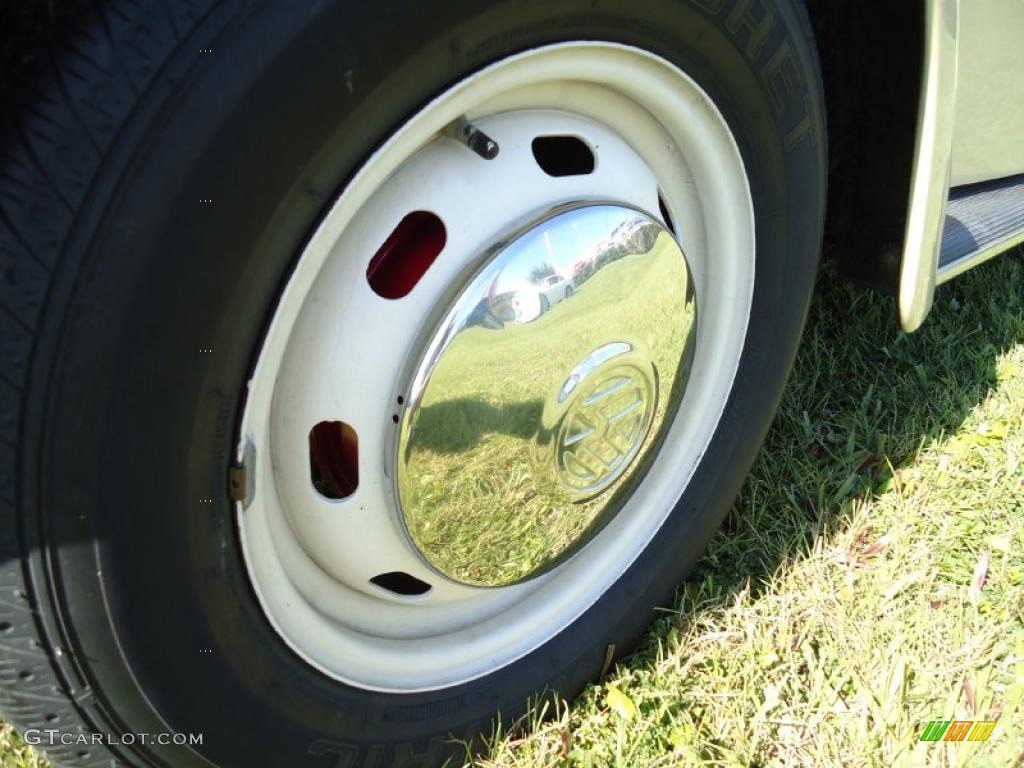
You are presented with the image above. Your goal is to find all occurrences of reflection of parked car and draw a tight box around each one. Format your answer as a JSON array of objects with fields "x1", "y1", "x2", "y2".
[
  {"x1": 537, "y1": 273, "x2": 572, "y2": 310},
  {"x1": 488, "y1": 287, "x2": 543, "y2": 323}
]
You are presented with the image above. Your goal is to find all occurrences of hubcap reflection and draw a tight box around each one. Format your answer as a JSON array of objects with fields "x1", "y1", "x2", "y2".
[
  {"x1": 551, "y1": 342, "x2": 656, "y2": 498},
  {"x1": 397, "y1": 204, "x2": 697, "y2": 586}
]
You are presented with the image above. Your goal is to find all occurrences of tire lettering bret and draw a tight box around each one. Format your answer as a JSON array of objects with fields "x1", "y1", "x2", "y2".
[
  {"x1": 725, "y1": 0, "x2": 777, "y2": 61},
  {"x1": 761, "y1": 39, "x2": 801, "y2": 114},
  {"x1": 781, "y1": 95, "x2": 813, "y2": 151},
  {"x1": 760, "y1": 39, "x2": 814, "y2": 151},
  {"x1": 691, "y1": 0, "x2": 815, "y2": 152}
]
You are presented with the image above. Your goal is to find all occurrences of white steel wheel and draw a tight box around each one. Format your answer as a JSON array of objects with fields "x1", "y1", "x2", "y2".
[{"x1": 237, "y1": 42, "x2": 755, "y2": 692}]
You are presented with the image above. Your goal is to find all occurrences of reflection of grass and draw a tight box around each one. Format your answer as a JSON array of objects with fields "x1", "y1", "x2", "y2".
[
  {"x1": 401, "y1": 235, "x2": 694, "y2": 584},
  {"x1": 476, "y1": 251, "x2": 1024, "y2": 768}
]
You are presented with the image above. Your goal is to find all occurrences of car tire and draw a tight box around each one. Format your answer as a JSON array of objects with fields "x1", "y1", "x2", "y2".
[{"x1": 0, "y1": 1, "x2": 825, "y2": 766}]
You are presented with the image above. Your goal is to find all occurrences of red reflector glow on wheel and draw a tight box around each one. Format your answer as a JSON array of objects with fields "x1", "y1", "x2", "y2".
[{"x1": 366, "y1": 211, "x2": 446, "y2": 298}]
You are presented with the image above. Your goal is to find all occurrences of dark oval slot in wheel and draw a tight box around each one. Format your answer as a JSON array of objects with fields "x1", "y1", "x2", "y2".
[
  {"x1": 531, "y1": 135, "x2": 595, "y2": 177},
  {"x1": 309, "y1": 421, "x2": 358, "y2": 499},
  {"x1": 658, "y1": 192, "x2": 676, "y2": 234},
  {"x1": 370, "y1": 572, "x2": 432, "y2": 596},
  {"x1": 366, "y1": 211, "x2": 446, "y2": 299}
]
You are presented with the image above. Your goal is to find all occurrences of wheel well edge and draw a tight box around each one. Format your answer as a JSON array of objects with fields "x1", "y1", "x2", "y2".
[{"x1": 804, "y1": 0, "x2": 929, "y2": 304}]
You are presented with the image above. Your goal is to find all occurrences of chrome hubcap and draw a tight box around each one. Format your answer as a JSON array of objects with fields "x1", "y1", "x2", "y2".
[{"x1": 398, "y1": 204, "x2": 697, "y2": 586}]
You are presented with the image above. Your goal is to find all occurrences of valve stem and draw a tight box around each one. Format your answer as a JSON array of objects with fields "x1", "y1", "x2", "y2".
[{"x1": 444, "y1": 116, "x2": 499, "y2": 160}]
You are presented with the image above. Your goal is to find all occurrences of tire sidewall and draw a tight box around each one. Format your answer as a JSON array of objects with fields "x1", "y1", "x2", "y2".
[{"x1": 33, "y1": 1, "x2": 824, "y2": 765}]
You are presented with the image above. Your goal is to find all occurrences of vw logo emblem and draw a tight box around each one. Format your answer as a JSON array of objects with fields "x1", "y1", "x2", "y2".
[{"x1": 556, "y1": 362, "x2": 656, "y2": 497}]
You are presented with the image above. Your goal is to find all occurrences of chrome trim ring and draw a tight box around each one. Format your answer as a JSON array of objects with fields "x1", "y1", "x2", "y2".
[
  {"x1": 235, "y1": 42, "x2": 755, "y2": 692},
  {"x1": 397, "y1": 204, "x2": 697, "y2": 586}
]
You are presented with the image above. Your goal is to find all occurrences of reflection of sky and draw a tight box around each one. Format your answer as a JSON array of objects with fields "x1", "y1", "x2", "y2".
[
  {"x1": 441, "y1": 205, "x2": 643, "y2": 336},
  {"x1": 496, "y1": 206, "x2": 637, "y2": 288}
]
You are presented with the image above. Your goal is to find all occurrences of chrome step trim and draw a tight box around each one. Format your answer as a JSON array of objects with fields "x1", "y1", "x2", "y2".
[
  {"x1": 938, "y1": 173, "x2": 1024, "y2": 283},
  {"x1": 897, "y1": 0, "x2": 959, "y2": 331}
]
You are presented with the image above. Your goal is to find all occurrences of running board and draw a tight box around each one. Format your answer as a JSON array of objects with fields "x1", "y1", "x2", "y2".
[{"x1": 938, "y1": 173, "x2": 1024, "y2": 284}]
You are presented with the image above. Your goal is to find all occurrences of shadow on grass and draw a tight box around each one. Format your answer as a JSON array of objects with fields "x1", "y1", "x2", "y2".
[
  {"x1": 472, "y1": 249, "x2": 1024, "y2": 767},
  {"x1": 630, "y1": 246, "x2": 1024, "y2": 656}
]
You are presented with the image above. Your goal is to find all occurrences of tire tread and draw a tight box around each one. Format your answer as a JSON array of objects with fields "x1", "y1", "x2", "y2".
[
  {"x1": 0, "y1": 2, "x2": 213, "y2": 765},
  {"x1": 0, "y1": 2, "x2": 825, "y2": 766}
]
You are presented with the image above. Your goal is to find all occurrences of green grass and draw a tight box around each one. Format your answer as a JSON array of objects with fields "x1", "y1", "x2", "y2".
[
  {"x1": 478, "y1": 248, "x2": 1024, "y2": 767},
  {"x1": 0, "y1": 725, "x2": 46, "y2": 767},
  {"x1": 5, "y1": 249, "x2": 1023, "y2": 767}
]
